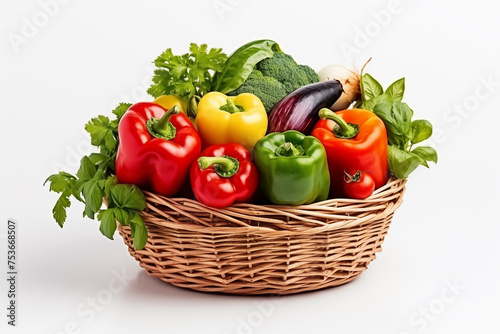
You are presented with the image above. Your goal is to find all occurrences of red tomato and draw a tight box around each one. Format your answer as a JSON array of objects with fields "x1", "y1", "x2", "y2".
[{"x1": 343, "y1": 170, "x2": 375, "y2": 199}]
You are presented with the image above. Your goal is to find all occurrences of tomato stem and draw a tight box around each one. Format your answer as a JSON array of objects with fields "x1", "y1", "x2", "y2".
[{"x1": 344, "y1": 170, "x2": 362, "y2": 183}]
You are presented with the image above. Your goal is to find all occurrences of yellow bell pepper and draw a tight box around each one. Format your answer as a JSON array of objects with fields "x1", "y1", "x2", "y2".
[
  {"x1": 153, "y1": 95, "x2": 187, "y2": 111},
  {"x1": 153, "y1": 95, "x2": 197, "y2": 128},
  {"x1": 196, "y1": 92, "x2": 267, "y2": 152}
]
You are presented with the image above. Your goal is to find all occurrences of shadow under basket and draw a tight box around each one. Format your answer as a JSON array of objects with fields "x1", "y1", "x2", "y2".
[{"x1": 118, "y1": 178, "x2": 406, "y2": 295}]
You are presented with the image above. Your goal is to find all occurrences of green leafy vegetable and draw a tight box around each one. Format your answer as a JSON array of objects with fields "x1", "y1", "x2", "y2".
[
  {"x1": 53, "y1": 190, "x2": 72, "y2": 227},
  {"x1": 98, "y1": 209, "x2": 117, "y2": 239},
  {"x1": 212, "y1": 39, "x2": 281, "y2": 94},
  {"x1": 227, "y1": 51, "x2": 319, "y2": 113},
  {"x1": 85, "y1": 116, "x2": 116, "y2": 155},
  {"x1": 360, "y1": 73, "x2": 383, "y2": 101},
  {"x1": 411, "y1": 120, "x2": 433, "y2": 144},
  {"x1": 44, "y1": 102, "x2": 148, "y2": 249},
  {"x1": 147, "y1": 43, "x2": 227, "y2": 101},
  {"x1": 357, "y1": 74, "x2": 437, "y2": 179},
  {"x1": 385, "y1": 78, "x2": 405, "y2": 102}
]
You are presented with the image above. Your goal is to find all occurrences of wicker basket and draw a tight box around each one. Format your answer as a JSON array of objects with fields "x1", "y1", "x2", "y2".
[{"x1": 118, "y1": 178, "x2": 406, "y2": 295}]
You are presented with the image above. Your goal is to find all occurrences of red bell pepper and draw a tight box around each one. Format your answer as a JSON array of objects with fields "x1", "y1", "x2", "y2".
[
  {"x1": 311, "y1": 108, "x2": 388, "y2": 198},
  {"x1": 116, "y1": 102, "x2": 201, "y2": 197},
  {"x1": 190, "y1": 144, "x2": 258, "y2": 208}
]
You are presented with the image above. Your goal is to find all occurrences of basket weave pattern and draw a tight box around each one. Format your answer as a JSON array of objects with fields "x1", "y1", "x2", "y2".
[{"x1": 118, "y1": 178, "x2": 406, "y2": 295}]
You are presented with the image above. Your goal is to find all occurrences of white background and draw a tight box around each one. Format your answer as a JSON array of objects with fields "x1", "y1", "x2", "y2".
[{"x1": 1, "y1": 0, "x2": 499, "y2": 333}]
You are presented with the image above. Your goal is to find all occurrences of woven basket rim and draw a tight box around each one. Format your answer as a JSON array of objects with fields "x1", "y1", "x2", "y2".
[{"x1": 139, "y1": 177, "x2": 406, "y2": 236}]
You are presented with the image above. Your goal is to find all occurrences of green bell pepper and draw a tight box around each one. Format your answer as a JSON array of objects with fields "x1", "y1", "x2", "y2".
[{"x1": 253, "y1": 130, "x2": 330, "y2": 205}]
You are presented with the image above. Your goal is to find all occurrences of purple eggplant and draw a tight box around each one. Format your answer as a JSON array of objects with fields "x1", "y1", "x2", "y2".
[{"x1": 268, "y1": 80, "x2": 343, "y2": 134}]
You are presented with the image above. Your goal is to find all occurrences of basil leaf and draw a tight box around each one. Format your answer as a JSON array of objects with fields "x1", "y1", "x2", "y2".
[
  {"x1": 388, "y1": 135, "x2": 407, "y2": 151},
  {"x1": 355, "y1": 73, "x2": 437, "y2": 179},
  {"x1": 357, "y1": 99, "x2": 375, "y2": 110},
  {"x1": 372, "y1": 102, "x2": 394, "y2": 122},
  {"x1": 372, "y1": 102, "x2": 405, "y2": 149},
  {"x1": 385, "y1": 78, "x2": 405, "y2": 102},
  {"x1": 392, "y1": 102, "x2": 414, "y2": 141},
  {"x1": 411, "y1": 119, "x2": 433, "y2": 144},
  {"x1": 360, "y1": 73, "x2": 383, "y2": 100},
  {"x1": 412, "y1": 146, "x2": 438, "y2": 164},
  {"x1": 212, "y1": 40, "x2": 280, "y2": 94},
  {"x1": 98, "y1": 209, "x2": 117, "y2": 240},
  {"x1": 373, "y1": 102, "x2": 402, "y2": 135},
  {"x1": 373, "y1": 93, "x2": 391, "y2": 105},
  {"x1": 388, "y1": 145, "x2": 425, "y2": 179}
]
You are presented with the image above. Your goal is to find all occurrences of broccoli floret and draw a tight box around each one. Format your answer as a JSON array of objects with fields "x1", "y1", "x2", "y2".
[
  {"x1": 257, "y1": 53, "x2": 318, "y2": 93},
  {"x1": 227, "y1": 52, "x2": 319, "y2": 113},
  {"x1": 228, "y1": 70, "x2": 288, "y2": 113},
  {"x1": 298, "y1": 64, "x2": 320, "y2": 85}
]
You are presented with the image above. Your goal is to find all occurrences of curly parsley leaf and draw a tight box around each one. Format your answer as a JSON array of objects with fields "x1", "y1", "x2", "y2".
[
  {"x1": 44, "y1": 173, "x2": 80, "y2": 226},
  {"x1": 44, "y1": 172, "x2": 76, "y2": 193},
  {"x1": 147, "y1": 43, "x2": 227, "y2": 100},
  {"x1": 111, "y1": 103, "x2": 132, "y2": 120},
  {"x1": 85, "y1": 115, "x2": 117, "y2": 155}
]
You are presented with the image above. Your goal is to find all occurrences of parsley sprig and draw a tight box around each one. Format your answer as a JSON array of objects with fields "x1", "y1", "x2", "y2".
[
  {"x1": 44, "y1": 103, "x2": 148, "y2": 250},
  {"x1": 147, "y1": 43, "x2": 227, "y2": 101}
]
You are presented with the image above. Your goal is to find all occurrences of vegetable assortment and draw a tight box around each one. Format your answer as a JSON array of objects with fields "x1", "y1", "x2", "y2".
[{"x1": 45, "y1": 39, "x2": 438, "y2": 250}]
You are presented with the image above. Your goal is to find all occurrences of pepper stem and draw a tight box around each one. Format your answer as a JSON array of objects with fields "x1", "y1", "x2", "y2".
[
  {"x1": 319, "y1": 108, "x2": 359, "y2": 139},
  {"x1": 147, "y1": 105, "x2": 180, "y2": 140},
  {"x1": 186, "y1": 95, "x2": 201, "y2": 119},
  {"x1": 197, "y1": 155, "x2": 240, "y2": 178},
  {"x1": 219, "y1": 99, "x2": 244, "y2": 114},
  {"x1": 275, "y1": 142, "x2": 305, "y2": 157}
]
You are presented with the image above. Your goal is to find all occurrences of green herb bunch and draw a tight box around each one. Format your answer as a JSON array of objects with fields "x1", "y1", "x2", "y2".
[
  {"x1": 147, "y1": 43, "x2": 227, "y2": 101},
  {"x1": 44, "y1": 103, "x2": 148, "y2": 250},
  {"x1": 357, "y1": 75, "x2": 438, "y2": 179}
]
